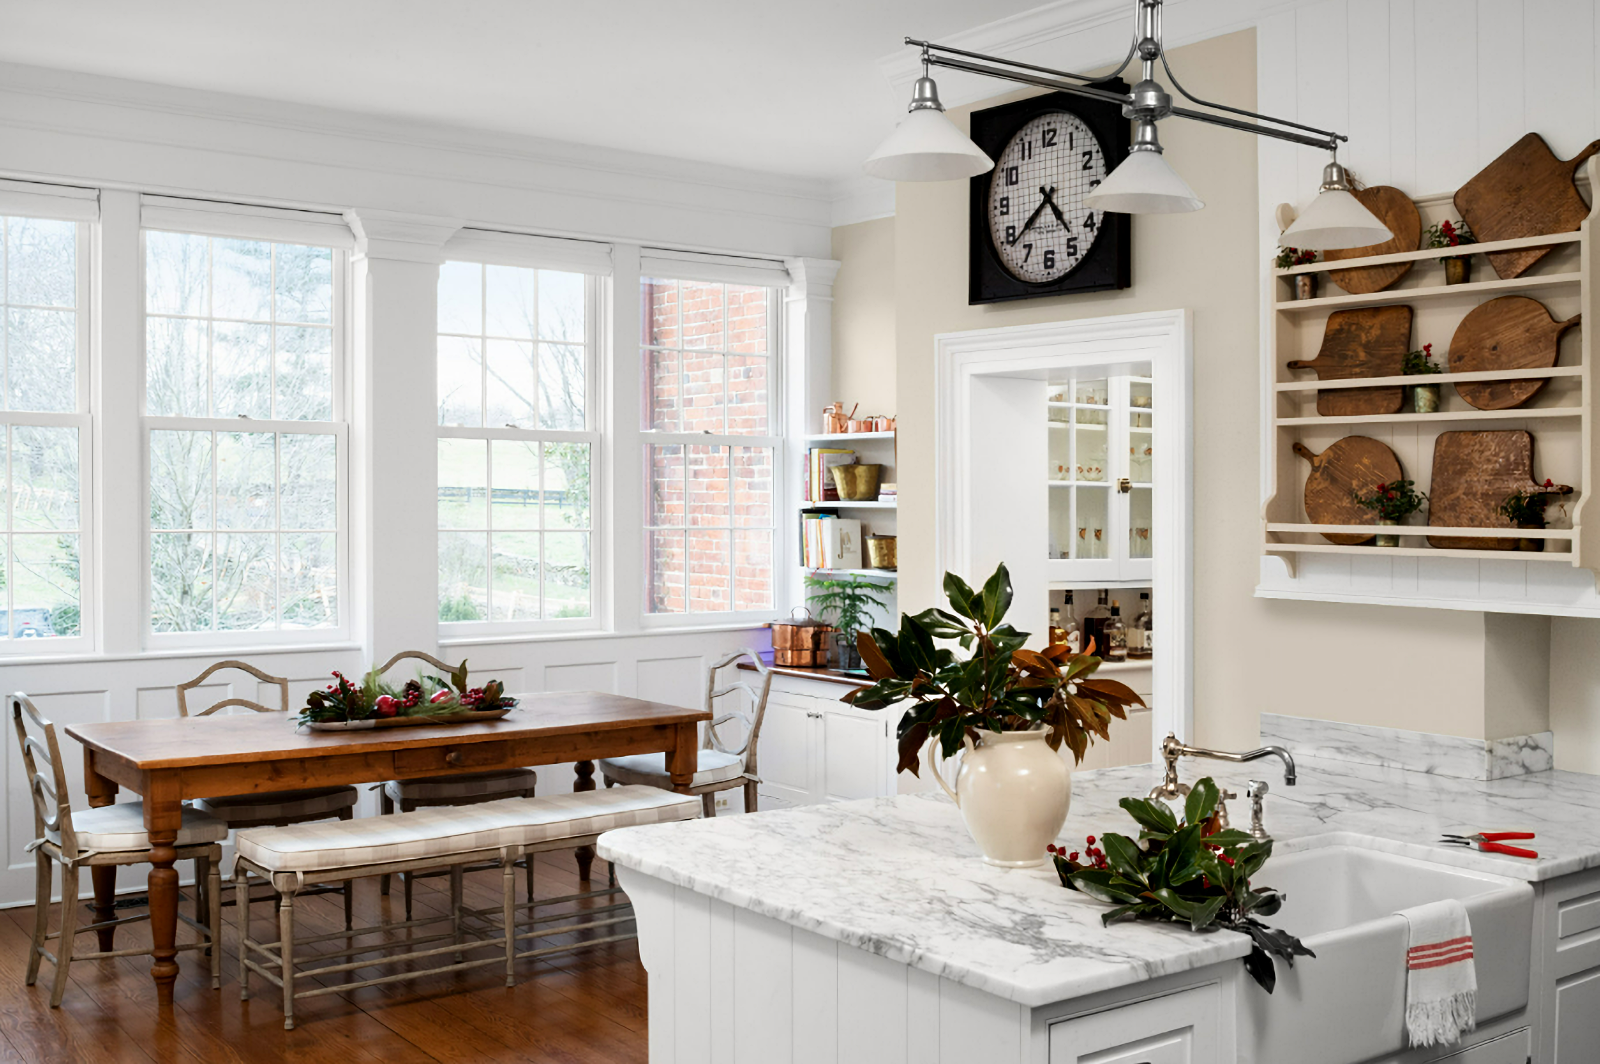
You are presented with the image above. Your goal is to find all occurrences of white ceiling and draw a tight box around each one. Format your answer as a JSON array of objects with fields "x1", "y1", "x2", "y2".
[{"x1": 0, "y1": 0, "x2": 1059, "y2": 182}]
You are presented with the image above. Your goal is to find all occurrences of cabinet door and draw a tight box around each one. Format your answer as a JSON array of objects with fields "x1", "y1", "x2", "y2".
[
  {"x1": 820, "y1": 711, "x2": 885, "y2": 802},
  {"x1": 1433, "y1": 1028, "x2": 1530, "y2": 1063},
  {"x1": 1556, "y1": 966, "x2": 1600, "y2": 1062},
  {"x1": 1048, "y1": 983, "x2": 1219, "y2": 1064},
  {"x1": 758, "y1": 693, "x2": 817, "y2": 806}
]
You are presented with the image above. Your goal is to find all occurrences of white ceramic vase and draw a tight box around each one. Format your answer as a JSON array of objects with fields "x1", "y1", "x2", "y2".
[{"x1": 930, "y1": 728, "x2": 1072, "y2": 867}]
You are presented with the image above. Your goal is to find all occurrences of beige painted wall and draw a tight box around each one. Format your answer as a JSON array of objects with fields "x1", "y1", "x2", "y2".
[
  {"x1": 843, "y1": 28, "x2": 1512, "y2": 750},
  {"x1": 830, "y1": 216, "x2": 897, "y2": 417}
]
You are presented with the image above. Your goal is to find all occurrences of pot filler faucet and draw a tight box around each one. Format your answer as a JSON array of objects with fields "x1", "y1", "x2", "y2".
[{"x1": 1147, "y1": 733, "x2": 1297, "y2": 842}]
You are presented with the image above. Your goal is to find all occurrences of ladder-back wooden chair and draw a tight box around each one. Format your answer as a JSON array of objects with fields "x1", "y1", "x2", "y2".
[
  {"x1": 600, "y1": 648, "x2": 773, "y2": 817},
  {"x1": 372, "y1": 650, "x2": 538, "y2": 915},
  {"x1": 12, "y1": 693, "x2": 225, "y2": 1006},
  {"x1": 179, "y1": 660, "x2": 359, "y2": 926}
]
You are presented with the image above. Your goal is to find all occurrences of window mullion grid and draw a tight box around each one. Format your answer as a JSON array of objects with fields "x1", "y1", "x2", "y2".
[
  {"x1": 274, "y1": 430, "x2": 282, "y2": 630},
  {"x1": 535, "y1": 437, "x2": 545, "y2": 622},
  {"x1": 269, "y1": 243, "x2": 278, "y2": 420},
  {"x1": 486, "y1": 430, "x2": 496, "y2": 624},
  {"x1": 209, "y1": 425, "x2": 219, "y2": 633},
  {"x1": 205, "y1": 237, "x2": 215, "y2": 420}
]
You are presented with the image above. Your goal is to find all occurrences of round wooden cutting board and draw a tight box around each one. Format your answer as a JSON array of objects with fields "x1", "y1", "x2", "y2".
[
  {"x1": 1293, "y1": 437, "x2": 1404, "y2": 545},
  {"x1": 1322, "y1": 187, "x2": 1422, "y2": 294},
  {"x1": 1449, "y1": 296, "x2": 1582, "y2": 410}
]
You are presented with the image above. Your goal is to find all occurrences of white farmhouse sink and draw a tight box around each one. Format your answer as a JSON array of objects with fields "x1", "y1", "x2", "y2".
[{"x1": 1240, "y1": 842, "x2": 1532, "y2": 1064}]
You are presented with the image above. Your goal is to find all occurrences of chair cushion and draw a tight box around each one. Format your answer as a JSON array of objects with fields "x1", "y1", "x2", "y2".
[
  {"x1": 233, "y1": 785, "x2": 701, "y2": 874},
  {"x1": 598, "y1": 748, "x2": 744, "y2": 789},
  {"x1": 384, "y1": 769, "x2": 536, "y2": 804},
  {"x1": 195, "y1": 786, "x2": 359, "y2": 824},
  {"x1": 55, "y1": 802, "x2": 228, "y2": 853}
]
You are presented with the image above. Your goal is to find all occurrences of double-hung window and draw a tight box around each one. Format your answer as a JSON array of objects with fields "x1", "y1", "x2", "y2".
[
  {"x1": 0, "y1": 197, "x2": 92, "y2": 650},
  {"x1": 436, "y1": 259, "x2": 599, "y2": 630},
  {"x1": 641, "y1": 275, "x2": 779, "y2": 617},
  {"x1": 142, "y1": 217, "x2": 347, "y2": 642}
]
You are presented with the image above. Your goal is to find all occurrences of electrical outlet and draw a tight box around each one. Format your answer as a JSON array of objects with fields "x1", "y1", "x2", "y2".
[{"x1": 715, "y1": 795, "x2": 730, "y2": 810}]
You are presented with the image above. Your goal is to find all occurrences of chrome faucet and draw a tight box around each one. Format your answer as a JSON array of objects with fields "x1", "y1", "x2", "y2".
[{"x1": 1148, "y1": 733, "x2": 1297, "y2": 840}]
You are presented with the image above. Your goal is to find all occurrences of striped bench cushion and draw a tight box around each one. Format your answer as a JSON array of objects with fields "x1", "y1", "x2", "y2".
[
  {"x1": 55, "y1": 801, "x2": 228, "y2": 853},
  {"x1": 234, "y1": 785, "x2": 701, "y2": 874},
  {"x1": 600, "y1": 748, "x2": 744, "y2": 788},
  {"x1": 196, "y1": 785, "x2": 358, "y2": 824},
  {"x1": 384, "y1": 768, "x2": 536, "y2": 804}
]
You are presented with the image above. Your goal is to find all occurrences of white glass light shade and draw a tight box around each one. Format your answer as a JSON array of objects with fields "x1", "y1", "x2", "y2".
[
  {"x1": 863, "y1": 108, "x2": 994, "y2": 182},
  {"x1": 1279, "y1": 188, "x2": 1393, "y2": 250},
  {"x1": 1082, "y1": 149, "x2": 1204, "y2": 214}
]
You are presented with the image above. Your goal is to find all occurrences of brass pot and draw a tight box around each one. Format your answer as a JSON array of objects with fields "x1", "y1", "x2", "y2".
[
  {"x1": 770, "y1": 607, "x2": 834, "y2": 667},
  {"x1": 1517, "y1": 524, "x2": 1545, "y2": 552},
  {"x1": 1444, "y1": 258, "x2": 1470, "y2": 286},
  {"x1": 830, "y1": 463, "x2": 882, "y2": 501},
  {"x1": 1375, "y1": 518, "x2": 1399, "y2": 548},
  {"x1": 1412, "y1": 382, "x2": 1440, "y2": 414},
  {"x1": 1295, "y1": 274, "x2": 1318, "y2": 301},
  {"x1": 865, "y1": 534, "x2": 897, "y2": 570}
]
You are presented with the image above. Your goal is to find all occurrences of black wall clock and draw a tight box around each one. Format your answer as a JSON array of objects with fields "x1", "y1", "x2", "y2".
[{"x1": 968, "y1": 86, "x2": 1132, "y2": 305}]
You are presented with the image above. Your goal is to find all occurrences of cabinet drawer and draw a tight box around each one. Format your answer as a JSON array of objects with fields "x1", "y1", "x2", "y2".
[
  {"x1": 1435, "y1": 1027, "x2": 1529, "y2": 1063},
  {"x1": 393, "y1": 740, "x2": 510, "y2": 776},
  {"x1": 1048, "y1": 983, "x2": 1219, "y2": 1064}
]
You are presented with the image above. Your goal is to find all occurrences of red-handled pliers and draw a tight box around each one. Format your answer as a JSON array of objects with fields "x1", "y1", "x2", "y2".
[{"x1": 1440, "y1": 832, "x2": 1538, "y2": 859}]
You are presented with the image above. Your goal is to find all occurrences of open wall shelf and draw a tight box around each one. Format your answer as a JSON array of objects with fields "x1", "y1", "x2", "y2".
[{"x1": 1260, "y1": 159, "x2": 1599, "y2": 609}]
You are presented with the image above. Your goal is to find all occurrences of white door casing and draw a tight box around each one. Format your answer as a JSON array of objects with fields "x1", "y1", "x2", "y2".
[{"x1": 934, "y1": 309, "x2": 1195, "y2": 762}]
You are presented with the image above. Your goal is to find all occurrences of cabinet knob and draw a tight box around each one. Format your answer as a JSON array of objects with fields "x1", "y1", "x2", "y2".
[
  {"x1": 806, "y1": 711, "x2": 821, "y2": 719},
  {"x1": 444, "y1": 750, "x2": 462, "y2": 765},
  {"x1": 1117, "y1": 477, "x2": 1132, "y2": 493}
]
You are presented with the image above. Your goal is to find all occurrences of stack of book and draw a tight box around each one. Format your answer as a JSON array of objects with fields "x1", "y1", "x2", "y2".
[
  {"x1": 804, "y1": 447, "x2": 855, "y2": 502},
  {"x1": 799, "y1": 513, "x2": 862, "y2": 570}
]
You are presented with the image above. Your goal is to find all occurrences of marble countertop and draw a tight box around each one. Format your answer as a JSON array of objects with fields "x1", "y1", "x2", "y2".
[{"x1": 598, "y1": 754, "x2": 1600, "y2": 1008}]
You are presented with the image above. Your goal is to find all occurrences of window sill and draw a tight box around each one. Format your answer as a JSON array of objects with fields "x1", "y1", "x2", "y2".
[
  {"x1": 0, "y1": 642, "x2": 365, "y2": 668},
  {"x1": 439, "y1": 622, "x2": 769, "y2": 647}
]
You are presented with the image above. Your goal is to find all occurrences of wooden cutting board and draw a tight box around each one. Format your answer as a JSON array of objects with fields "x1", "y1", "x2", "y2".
[
  {"x1": 1427, "y1": 430, "x2": 1571, "y2": 549},
  {"x1": 1450, "y1": 296, "x2": 1582, "y2": 410},
  {"x1": 1323, "y1": 187, "x2": 1422, "y2": 294},
  {"x1": 1293, "y1": 437, "x2": 1403, "y2": 545},
  {"x1": 1286, "y1": 306, "x2": 1413, "y2": 416},
  {"x1": 1455, "y1": 133, "x2": 1600, "y2": 279}
]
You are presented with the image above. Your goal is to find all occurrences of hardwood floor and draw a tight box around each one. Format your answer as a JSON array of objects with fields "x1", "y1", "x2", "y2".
[{"x1": 0, "y1": 850, "x2": 649, "y2": 1063}]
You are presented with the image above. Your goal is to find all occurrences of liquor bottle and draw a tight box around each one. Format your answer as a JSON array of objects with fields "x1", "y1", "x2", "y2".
[
  {"x1": 1082, "y1": 591, "x2": 1111, "y2": 657},
  {"x1": 1128, "y1": 592, "x2": 1152, "y2": 659},
  {"x1": 1106, "y1": 600, "x2": 1128, "y2": 662},
  {"x1": 1048, "y1": 607, "x2": 1066, "y2": 647},
  {"x1": 1061, "y1": 591, "x2": 1081, "y2": 654}
]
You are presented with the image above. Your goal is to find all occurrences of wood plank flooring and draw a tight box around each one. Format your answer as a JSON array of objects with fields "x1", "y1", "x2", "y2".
[{"x1": 0, "y1": 851, "x2": 648, "y2": 1063}]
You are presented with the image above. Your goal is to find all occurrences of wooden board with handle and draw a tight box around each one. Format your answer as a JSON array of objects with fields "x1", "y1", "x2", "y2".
[
  {"x1": 1455, "y1": 133, "x2": 1600, "y2": 279},
  {"x1": 1323, "y1": 187, "x2": 1422, "y2": 294},
  {"x1": 1449, "y1": 296, "x2": 1582, "y2": 410},
  {"x1": 1286, "y1": 306, "x2": 1413, "y2": 416},
  {"x1": 1293, "y1": 437, "x2": 1404, "y2": 545},
  {"x1": 1427, "y1": 430, "x2": 1572, "y2": 549}
]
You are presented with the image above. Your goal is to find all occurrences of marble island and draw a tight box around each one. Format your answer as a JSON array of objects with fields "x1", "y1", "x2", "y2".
[{"x1": 600, "y1": 719, "x2": 1600, "y2": 1063}]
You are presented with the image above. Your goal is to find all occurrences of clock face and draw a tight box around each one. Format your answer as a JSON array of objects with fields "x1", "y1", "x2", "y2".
[{"x1": 986, "y1": 112, "x2": 1108, "y2": 284}]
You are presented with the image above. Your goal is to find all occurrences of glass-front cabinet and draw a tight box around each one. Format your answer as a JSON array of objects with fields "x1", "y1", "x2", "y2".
[{"x1": 1046, "y1": 371, "x2": 1153, "y2": 585}]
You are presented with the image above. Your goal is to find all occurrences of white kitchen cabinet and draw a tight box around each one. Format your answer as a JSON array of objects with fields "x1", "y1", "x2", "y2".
[
  {"x1": 1047, "y1": 373, "x2": 1154, "y2": 587},
  {"x1": 1046, "y1": 982, "x2": 1220, "y2": 1064},
  {"x1": 755, "y1": 675, "x2": 901, "y2": 809},
  {"x1": 1433, "y1": 1029, "x2": 1532, "y2": 1064}
]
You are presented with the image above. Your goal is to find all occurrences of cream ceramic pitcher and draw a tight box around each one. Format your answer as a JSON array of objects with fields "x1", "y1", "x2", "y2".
[{"x1": 930, "y1": 728, "x2": 1073, "y2": 867}]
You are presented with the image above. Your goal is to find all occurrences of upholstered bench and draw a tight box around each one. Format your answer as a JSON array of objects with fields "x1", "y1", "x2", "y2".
[{"x1": 231, "y1": 785, "x2": 700, "y2": 1028}]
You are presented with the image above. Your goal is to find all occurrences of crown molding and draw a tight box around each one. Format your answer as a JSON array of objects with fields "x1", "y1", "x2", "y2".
[
  {"x1": 828, "y1": 175, "x2": 897, "y2": 228},
  {"x1": 879, "y1": 0, "x2": 1133, "y2": 92}
]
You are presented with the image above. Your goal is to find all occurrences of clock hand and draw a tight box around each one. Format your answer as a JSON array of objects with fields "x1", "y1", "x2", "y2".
[
  {"x1": 1040, "y1": 186, "x2": 1069, "y2": 228},
  {"x1": 1011, "y1": 197, "x2": 1049, "y2": 245}
]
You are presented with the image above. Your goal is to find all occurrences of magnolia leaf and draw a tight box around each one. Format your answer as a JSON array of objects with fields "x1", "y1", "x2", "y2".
[
  {"x1": 1066, "y1": 869, "x2": 1143, "y2": 906},
  {"x1": 857, "y1": 632, "x2": 897, "y2": 680},
  {"x1": 979, "y1": 564, "x2": 1013, "y2": 630},
  {"x1": 896, "y1": 720, "x2": 931, "y2": 776},
  {"x1": 1185, "y1": 777, "x2": 1220, "y2": 828},
  {"x1": 1202, "y1": 828, "x2": 1256, "y2": 849},
  {"x1": 1076, "y1": 677, "x2": 1148, "y2": 709},
  {"x1": 943, "y1": 571, "x2": 979, "y2": 620},
  {"x1": 1041, "y1": 643, "x2": 1072, "y2": 663},
  {"x1": 1100, "y1": 833, "x2": 1145, "y2": 882},
  {"x1": 1189, "y1": 894, "x2": 1227, "y2": 933},
  {"x1": 1149, "y1": 887, "x2": 1196, "y2": 920},
  {"x1": 1243, "y1": 945, "x2": 1278, "y2": 994},
  {"x1": 1011, "y1": 648, "x2": 1057, "y2": 674},
  {"x1": 1118, "y1": 797, "x2": 1180, "y2": 836}
]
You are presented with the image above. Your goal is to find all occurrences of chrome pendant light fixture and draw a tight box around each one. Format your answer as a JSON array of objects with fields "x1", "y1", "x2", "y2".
[{"x1": 864, "y1": 0, "x2": 1391, "y2": 248}]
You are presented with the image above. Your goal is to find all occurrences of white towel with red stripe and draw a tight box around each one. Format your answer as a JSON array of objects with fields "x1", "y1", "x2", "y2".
[{"x1": 1399, "y1": 898, "x2": 1477, "y2": 1047}]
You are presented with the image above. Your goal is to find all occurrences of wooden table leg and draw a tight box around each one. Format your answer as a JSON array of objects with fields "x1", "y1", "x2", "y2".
[
  {"x1": 573, "y1": 760, "x2": 596, "y2": 881},
  {"x1": 668, "y1": 721, "x2": 698, "y2": 793},
  {"x1": 83, "y1": 751, "x2": 119, "y2": 952},
  {"x1": 142, "y1": 778, "x2": 183, "y2": 1005}
]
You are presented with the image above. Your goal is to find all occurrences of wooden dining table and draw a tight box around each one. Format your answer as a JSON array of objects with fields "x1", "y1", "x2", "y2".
[{"x1": 65, "y1": 690, "x2": 710, "y2": 1005}]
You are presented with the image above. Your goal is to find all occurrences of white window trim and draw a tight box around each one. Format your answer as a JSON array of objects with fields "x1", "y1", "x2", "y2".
[
  {"x1": 435, "y1": 259, "x2": 606, "y2": 638},
  {"x1": 0, "y1": 217, "x2": 95, "y2": 655},
  {"x1": 637, "y1": 282, "x2": 786, "y2": 629},
  {"x1": 139, "y1": 228, "x2": 352, "y2": 649}
]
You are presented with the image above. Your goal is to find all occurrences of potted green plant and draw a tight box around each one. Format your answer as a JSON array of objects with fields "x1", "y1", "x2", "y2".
[
  {"x1": 804, "y1": 573, "x2": 892, "y2": 670},
  {"x1": 847, "y1": 563, "x2": 1145, "y2": 867},
  {"x1": 1352, "y1": 479, "x2": 1427, "y2": 547},
  {"x1": 1426, "y1": 219, "x2": 1476, "y2": 285},
  {"x1": 1050, "y1": 777, "x2": 1314, "y2": 994},
  {"x1": 1276, "y1": 246, "x2": 1319, "y2": 300},
  {"x1": 1403, "y1": 342, "x2": 1444, "y2": 413},
  {"x1": 1499, "y1": 479, "x2": 1564, "y2": 552}
]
